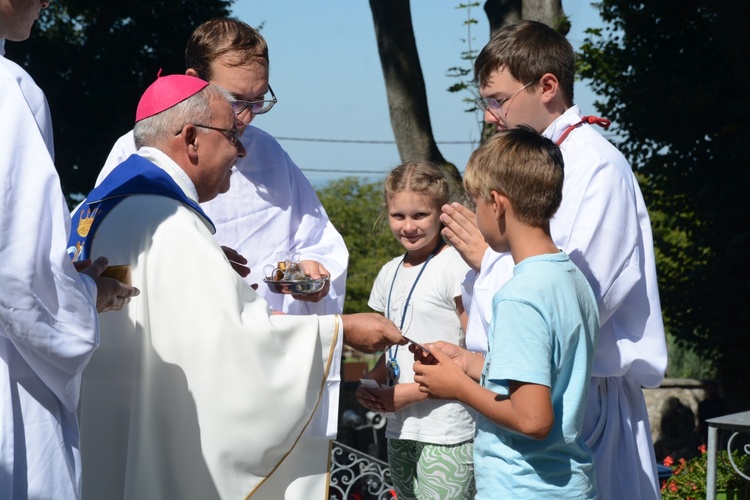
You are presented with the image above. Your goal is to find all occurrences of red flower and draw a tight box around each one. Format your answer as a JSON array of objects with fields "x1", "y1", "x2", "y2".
[{"x1": 664, "y1": 455, "x2": 674, "y2": 467}]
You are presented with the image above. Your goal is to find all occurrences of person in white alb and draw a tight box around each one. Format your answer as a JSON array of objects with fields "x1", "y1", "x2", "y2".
[
  {"x1": 440, "y1": 21, "x2": 668, "y2": 499},
  {"x1": 1, "y1": 1, "x2": 138, "y2": 498}
]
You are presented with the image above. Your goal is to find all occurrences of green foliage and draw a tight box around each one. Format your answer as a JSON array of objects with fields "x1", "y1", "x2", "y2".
[
  {"x1": 578, "y1": 1, "x2": 750, "y2": 409},
  {"x1": 447, "y1": 1, "x2": 496, "y2": 144},
  {"x1": 665, "y1": 333, "x2": 717, "y2": 380},
  {"x1": 317, "y1": 177, "x2": 403, "y2": 314},
  {"x1": 5, "y1": 0, "x2": 234, "y2": 202},
  {"x1": 446, "y1": 2, "x2": 484, "y2": 125}
]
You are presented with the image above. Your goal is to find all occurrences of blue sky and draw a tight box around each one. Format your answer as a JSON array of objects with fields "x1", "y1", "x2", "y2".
[{"x1": 231, "y1": 1, "x2": 604, "y2": 187}]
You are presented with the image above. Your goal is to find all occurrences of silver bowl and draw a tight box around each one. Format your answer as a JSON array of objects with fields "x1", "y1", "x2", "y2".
[{"x1": 263, "y1": 276, "x2": 328, "y2": 295}]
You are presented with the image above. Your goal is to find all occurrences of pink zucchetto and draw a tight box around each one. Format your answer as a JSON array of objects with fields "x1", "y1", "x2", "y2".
[{"x1": 135, "y1": 73, "x2": 209, "y2": 122}]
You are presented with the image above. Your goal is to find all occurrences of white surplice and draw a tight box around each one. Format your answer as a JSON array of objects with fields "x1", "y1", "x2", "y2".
[
  {"x1": 463, "y1": 106, "x2": 667, "y2": 500},
  {"x1": 78, "y1": 147, "x2": 341, "y2": 500},
  {"x1": 0, "y1": 42, "x2": 99, "y2": 500}
]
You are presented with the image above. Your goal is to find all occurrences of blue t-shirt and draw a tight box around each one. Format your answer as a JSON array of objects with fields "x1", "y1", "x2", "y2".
[{"x1": 475, "y1": 251, "x2": 599, "y2": 499}]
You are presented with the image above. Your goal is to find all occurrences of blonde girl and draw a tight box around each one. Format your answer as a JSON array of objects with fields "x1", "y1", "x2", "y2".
[{"x1": 356, "y1": 161, "x2": 475, "y2": 500}]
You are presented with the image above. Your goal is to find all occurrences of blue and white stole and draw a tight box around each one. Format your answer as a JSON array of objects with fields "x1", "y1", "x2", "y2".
[{"x1": 67, "y1": 154, "x2": 214, "y2": 261}]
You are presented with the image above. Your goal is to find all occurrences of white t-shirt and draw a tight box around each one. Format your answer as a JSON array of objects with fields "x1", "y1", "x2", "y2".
[{"x1": 369, "y1": 246, "x2": 476, "y2": 444}]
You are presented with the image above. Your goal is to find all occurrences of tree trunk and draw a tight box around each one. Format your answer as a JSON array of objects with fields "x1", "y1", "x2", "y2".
[
  {"x1": 484, "y1": 0, "x2": 567, "y2": 39},
  {"x1": 368, "y1": 0, "x2": 464, "y2": 199},
  {"x1": 484, "y1": 0, "x2": 522, "y2": 36},
  {"x1": 369, "y1": 0, "x2": 566, "y2": 200}
]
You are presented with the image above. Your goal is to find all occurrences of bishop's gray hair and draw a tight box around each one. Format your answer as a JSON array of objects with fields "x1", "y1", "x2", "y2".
[{"x1": 134, "y1": 84, "x2": 235, "y2": 148}]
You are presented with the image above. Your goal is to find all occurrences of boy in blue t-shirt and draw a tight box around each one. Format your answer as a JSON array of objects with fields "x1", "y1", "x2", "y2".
[{"x1": 413, "y1": 126, "x2": 600, "y2": 499}]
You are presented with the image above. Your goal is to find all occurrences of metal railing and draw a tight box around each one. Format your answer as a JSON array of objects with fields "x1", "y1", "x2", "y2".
[
  {"x1": 706, "y1": 411, "x2": 750, "y2": 500},
  {"x1": 329, "y1": 441, "x2": 395, "y2": 500}
]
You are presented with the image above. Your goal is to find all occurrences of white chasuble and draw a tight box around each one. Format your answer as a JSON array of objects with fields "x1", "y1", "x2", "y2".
[
  {"x1": 96, "y1": 126, "x2": 349, "y2": 441},
  {"x1": 78, "y1": 150, "x2": 341, "y2": 499}
]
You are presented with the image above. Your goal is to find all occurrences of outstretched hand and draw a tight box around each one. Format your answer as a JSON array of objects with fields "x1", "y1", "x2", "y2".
[
  {"x1": 440, "y1": 202, "x2": 488, "y2": 272},
  {"x1": 342, "y1": 313, "x2": 406, "y2": 354},
  {"x1": 78, "y1": 257, "x2": 140, "y2": 313}
]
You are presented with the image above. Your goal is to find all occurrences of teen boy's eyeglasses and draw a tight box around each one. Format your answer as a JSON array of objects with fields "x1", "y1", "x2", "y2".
[
  {"x1": 232, "y1": 85, "x2": 278, "y2": 116},
  {"x1": 191, "y1": 124, "x2": 241, "y2": 146},
  {"x1": 475, "y1": 80, "x2": 534, "y2": 120}
]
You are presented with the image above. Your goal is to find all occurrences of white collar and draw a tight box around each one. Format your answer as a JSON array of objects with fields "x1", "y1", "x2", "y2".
[
  {"x1": 542, "y1": 105, "x2": 583, "y2": 143},
  {"x1": 137, "y1": 146, "x2": 200, "y2": 202}
]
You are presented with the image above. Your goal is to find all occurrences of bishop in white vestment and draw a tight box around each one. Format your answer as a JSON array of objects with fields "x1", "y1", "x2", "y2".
[{"x1": 71, "y1": 74, "x2": 401, "y2": 500}]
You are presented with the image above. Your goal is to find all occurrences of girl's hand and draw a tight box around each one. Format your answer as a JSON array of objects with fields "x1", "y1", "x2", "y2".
[
  {"x1": 356, "y1": 382, "x2": 425, "y2": 413},
  {"x1": 390, "y1": 382, "x2": 427, "y2": 411},
  {"x1": 355, "y1": 383, "x2": 392, "y2": 413}
]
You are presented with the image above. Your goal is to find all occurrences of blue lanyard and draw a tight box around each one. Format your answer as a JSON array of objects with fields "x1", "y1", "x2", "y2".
[{"x1": 385, "y1": 241, "x2": 444, "y2": 383}]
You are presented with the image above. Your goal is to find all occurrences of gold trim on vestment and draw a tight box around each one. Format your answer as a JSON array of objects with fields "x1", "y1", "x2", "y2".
[{"x1": 244, "y1": 314, "x2": 341, "y2": 499}]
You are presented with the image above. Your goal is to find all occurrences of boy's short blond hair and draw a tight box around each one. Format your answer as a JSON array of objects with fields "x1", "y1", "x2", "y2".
[{"x1": 464, "y1": 126, "x2": 564, "y2": 227}]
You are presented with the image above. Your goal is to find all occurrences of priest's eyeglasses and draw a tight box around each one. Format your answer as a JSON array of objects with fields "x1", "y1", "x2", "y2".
[
  {"x1": 192, "y1": 124, "x2": 241, "y2": 146},
  {"x1": 232, "y1": 85, "x2": 277, "y2": 116},
  {"x1": 475, "y1": 80, "x2": 534, "y2": 119}
]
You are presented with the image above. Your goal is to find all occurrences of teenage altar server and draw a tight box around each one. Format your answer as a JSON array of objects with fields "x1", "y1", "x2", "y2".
[
  {"x1": 1, "y1": 2, "x2": 138, "y2": 498},
  {"x1": 69, "y1": 74, "x2": 403, "y2": 500}
]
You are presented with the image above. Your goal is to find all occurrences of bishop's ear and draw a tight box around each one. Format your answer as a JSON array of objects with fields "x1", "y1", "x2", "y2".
[{"x1": 175, "y1": 123, "x2": 200, "y2": 155}]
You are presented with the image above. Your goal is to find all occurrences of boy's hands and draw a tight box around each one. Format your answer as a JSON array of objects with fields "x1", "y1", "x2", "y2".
[
  {"x1": 410, "y1": 340, "x2": 473, "y2": 371},
  {"x1": 413, "y1": 343, "x2": 473, "y2": 401}
]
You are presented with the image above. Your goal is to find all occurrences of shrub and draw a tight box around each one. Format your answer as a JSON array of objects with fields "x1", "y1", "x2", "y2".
[{"x1": 661, "y1": 444, "x2": 749, "y2": 499}]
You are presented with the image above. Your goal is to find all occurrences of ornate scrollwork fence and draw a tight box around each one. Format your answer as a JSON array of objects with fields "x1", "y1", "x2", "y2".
[
  {"x1": 706, "y1": 411, "x2": 750, "y2": 500},
  {"x1": 724, "y1": 431, "x2": 750, "y2": 482},
  {"x1": 329, "y1": 441, "x2": 395, "y2": 499}
]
